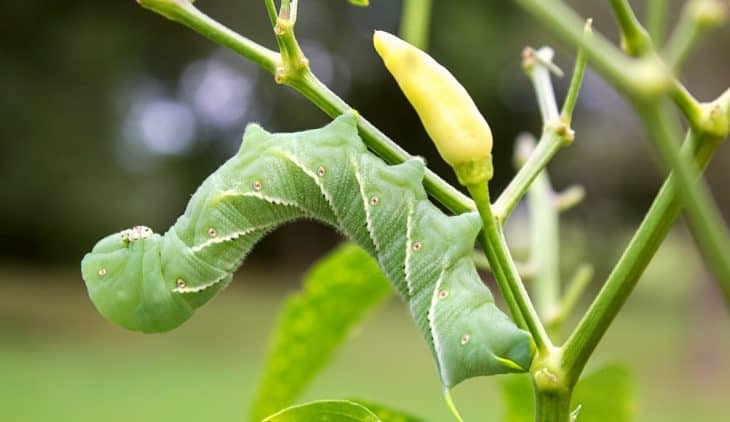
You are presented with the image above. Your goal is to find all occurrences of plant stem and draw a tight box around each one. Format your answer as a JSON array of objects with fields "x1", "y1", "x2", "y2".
[
  {"x1": 527, "y1": 164, "x2": 560, "y2": 320},
  {"x1": 515, "y1": 135, "x2": 560, "y2": 320},
  {"x1": 473, "y1": 251, "x2": 535, "y2": 280},
  {"x1": 608, "y1": 0, "x2": 653, "y2": 55},
  {"x1": 546, "y1": 264, "x2": 593, "y2": 332},
  {"x1": 639, "y1": 101, "x2": 730, "y2": 303},
  {"x1": 663, "y1": 0, "x2": 727, "y2": 71},
  {"x1": 646, "y1": 0, "x2": 668, "y2": 43},
  {"x1": 137, "y1": 0, "x2": 476, "y2": 215},
  {"x1": 469, "y1": 183, "x2": 552, "y2": 352},
  {"x1": 138, "y1": 0, "x2": 281, "y2": 74},
  {"x1": 264, "y1": 0, "x2": 278, "y2": 27},
  {"x1": 669, "y1": 80, "x2": 703, "y2": 124},
  {"x1": 560, "y1": 21, "x2": 589, "y2": 125},
  {"x1": 534, "y1": 389, "x2": 573, "y2": 422},
  {"x1": 511, "y1": 0, "x2": 668, "y2": 96},
  {"x1": 524, "y1": 47, "x2": 561, "y2": 123},
  {"x1": 561, "y1": 130, "x2": 721, "y2": 381},
  {"x1": 399, "y1": 0, "x2": 433, "y2": 50},
  {"x1": 493, "y1": 130, "x2": 564, "y2": 221},
  {"x1": 292, "y1": 71, "x2": 475, "y2": 213}
]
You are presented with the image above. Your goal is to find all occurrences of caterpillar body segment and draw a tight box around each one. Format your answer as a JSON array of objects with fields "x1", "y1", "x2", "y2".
[{"x1": 81, "y1": 112, "x2": 534, "y2": 388}]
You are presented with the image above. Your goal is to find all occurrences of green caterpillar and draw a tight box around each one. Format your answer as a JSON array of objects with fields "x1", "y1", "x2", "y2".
[{"x1": 81, "y1": 112, "x2": 534, "y2": 389}]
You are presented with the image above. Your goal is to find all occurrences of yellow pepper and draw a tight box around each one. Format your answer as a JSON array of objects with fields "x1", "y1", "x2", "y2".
[{"x1": 373, "y1": 30, "x2": 493, "y2": 186}]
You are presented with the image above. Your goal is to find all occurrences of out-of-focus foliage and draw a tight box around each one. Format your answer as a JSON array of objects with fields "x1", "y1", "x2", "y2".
[
  {"x1": 350, "y1": 400, "x2": 427, "y2": 422},
  {"x1": 249, "y1": 243, "x2": 391, "y2": 421},
  {"x1": 263, "y1": 400, "x2": 381, "y2": 421},
  {"x1": 500, "y1": 363, "x2": 634, "y2": 421},
  {"x1": 263, "y1": 399, "x2": 423, "y2": 422}
]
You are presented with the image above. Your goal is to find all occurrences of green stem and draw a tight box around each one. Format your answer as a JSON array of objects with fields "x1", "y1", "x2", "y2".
[
  {"x1": 518, "y1": 136, "x2": 560, "y2": 320},
  {"x1": 399, "y1": 0, "x2": 433, "y2": 50},
  {"x1": 560, "y1": 21, "x2": 589, "y2": 125},
  {"x1": 511, "y1": 0, "x2": 669, "y2": 97},
  {"x1": 561, "y1": 130, "x2": 721, "y2": 381},
  {"x1": 608, "y1": 0, "x2": 653, "y2": 55},
  {"x1": 534, "y1": 389, "x2": 573, "y2": 422},
  {"x1": 473, "y1": 251, "x2": 535, "y2": 281},
  {"x1": 264, "y1": 0, "x2": 278, "y2": 27},
  {"x1": 493, "y1": 130, "x2": 565, "y2": 221},
  {"x1": 662, "y1": 0, "x2": 726, "y2": 71},
  {"x1": 524, "y1": 47, "x2": 560, "y2": 123},
  {"x1": 646, "y1": 0, "x2": 668, "y2": 43},
  {"x1": 547, "y1": 264, "x2": 593, "y2": 332},
  {"x1": 137, "y1": 0, "x2": 476, "y2": 215},
  {"x1": 639, "y1": 101, "x2": 730, "y2": 303},
  {"x1": 292, "y1": 71, "x2": 475, "y2": 213},
  {"x1": 138, "y1": 0, "x2": 281, "y2": 74},
  {"x1": 469, "y1": 183, "x2": 552, "y2": 352},
  {"x1": 669, "y1": 80, "x2": 703, "y2": 124},
  {"x1": 512, "y1": 0, "x2": 701, "y2": 123}
]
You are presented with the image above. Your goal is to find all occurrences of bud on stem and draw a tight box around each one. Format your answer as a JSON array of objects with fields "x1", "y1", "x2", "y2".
[{"x1": 373, "y1": 31, "x2": 493, "y2": 187}]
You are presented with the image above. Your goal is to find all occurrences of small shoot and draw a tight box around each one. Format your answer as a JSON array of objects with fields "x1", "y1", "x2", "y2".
[{"x1": 664, "y1": 0, "x2": 728, "y2": 70}]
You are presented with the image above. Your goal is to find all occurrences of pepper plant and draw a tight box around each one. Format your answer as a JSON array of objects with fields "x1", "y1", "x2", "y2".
[{"x1": 93, "y1": 0, "x2": 729, "y2": 420}]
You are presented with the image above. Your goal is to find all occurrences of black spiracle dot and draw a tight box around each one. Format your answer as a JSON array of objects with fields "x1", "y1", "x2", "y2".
[
  {"x1": 369, "y1": 196, "x2": 379, "y2": 206},
  {"x1": 207, "y1": 227, "x2": 217, "y2": 237}
]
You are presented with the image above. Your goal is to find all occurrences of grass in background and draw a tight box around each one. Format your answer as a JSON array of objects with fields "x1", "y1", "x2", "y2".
[{"x1": 1, "y1": 251, "x2": 728, "y2": 421}]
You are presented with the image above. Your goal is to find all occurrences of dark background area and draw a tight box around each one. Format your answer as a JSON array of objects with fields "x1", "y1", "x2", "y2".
[{"x1": 1, "y1": 1, "x2": 729, "y2": 420}]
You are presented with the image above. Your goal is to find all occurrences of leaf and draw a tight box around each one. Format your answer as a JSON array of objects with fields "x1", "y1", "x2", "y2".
[
  {"x1": 249, "y1": 243, "x2": 392, "y2": 421},
  {"x1": 349, "y1": 0, "x2": 370, "y2": 6},
  {"x1": 350, "y1": 399, "x2": 427, "y2": 422},
  {"x1": 500, "y1": 373, "x2": 532, "y2": 422},
  {"x1": 571, "y1": 364, "x2": 635, "y2": 421},
  {"x1": 263, "y1": 400, "x2": 382, "y2": 421},
  {"x1": 500, "y1": 363, "x2": 635, "y2": 421}
]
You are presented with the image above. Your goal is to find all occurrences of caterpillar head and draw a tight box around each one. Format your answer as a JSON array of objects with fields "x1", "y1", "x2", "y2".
[{"x1": 81, "y1": 226, "x2": 221, "y2": 333}]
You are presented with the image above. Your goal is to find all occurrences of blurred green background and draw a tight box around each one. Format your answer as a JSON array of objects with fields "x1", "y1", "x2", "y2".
[{"x1": 1, "y1": 0, "x2": 729, "y2": 420}]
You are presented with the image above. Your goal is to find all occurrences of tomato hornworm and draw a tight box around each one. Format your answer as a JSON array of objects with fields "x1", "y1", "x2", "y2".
[{"x1": 81, "y1": 112, "x2": 534, "y2": 389}]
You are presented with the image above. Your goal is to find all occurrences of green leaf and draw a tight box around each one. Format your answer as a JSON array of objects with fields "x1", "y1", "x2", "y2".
[
  {"x1": 500, "y1": 363, "x2": 635, "y2": 421},
  {"x1": 249, "y1": 243, "x2": 392, "y2": 421},
  {"x1": 263, "y1": 400, "x2": 382, "y2": 421},
  {"x1": 500, "y1": 373, "x2": 532, "y2": 422},
  {"x1": 350, "y1": 399, "x2": 427, "y2": 422},
  {"x1": 349, "y1": 0, "x2": 370, "y2": 6},
  {"x1": 571, "y1": 364, "x2": 635, "y2": 421}
]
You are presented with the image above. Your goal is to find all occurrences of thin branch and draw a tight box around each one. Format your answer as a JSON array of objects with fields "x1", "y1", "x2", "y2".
[
  {"x1": 137, "y1": 0, "x2": 476, "y2": 215},
  {"x1": 264, "y1": 0, "x2": 278, "y2": 27},
  {"x1": 399, "y1": 0, "x2": 433, "y2": 50},
  {"x1": 470, "y1": 183, "x2": 553, "y2": 352},
  {"x1": 512, "y1": 0, "x2": 669, "y2": 97},
  {"x1": 560, "y1": 19, "x2": 590, "y2": 125},
  {"x1": 646, "y1": 0, "x2": 668, "y2": 44},
  {"x1": 546, "y1": 264, "x2": 593, "y2": 331},
  {"x1": 663, "y1": 0, "x2": 728, "y2": 71},
  {"x1": 639, "y1": 101, "x2": 730, "y2": 303},
  {"x1": 562, "y1": 129, "x2": 722, "y2": 381},
  {"x1": 493, "y1": 130, "x2": 565, "y2": 222},
  {"x1": 523, "y1": 47, "x2": 561, "y2": 123},
  {"x1": 517, "y1": 135, "x2": 561, "y2": 320},
  {"x1": 608, "y1": 0, "x2": 653, "y2": 55}
]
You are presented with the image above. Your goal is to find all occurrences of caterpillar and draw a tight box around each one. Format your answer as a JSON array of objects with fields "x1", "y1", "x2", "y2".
[{"x1": 81, "y1": 112, "x2": 534, "y2": 389}]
